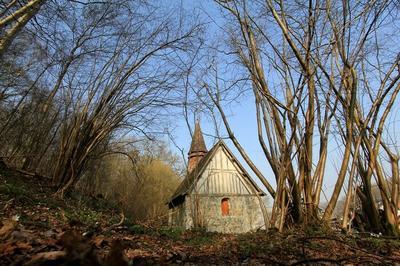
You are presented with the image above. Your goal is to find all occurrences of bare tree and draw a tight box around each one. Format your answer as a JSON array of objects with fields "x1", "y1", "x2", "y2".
[
  {"x1": 0, "y1": 0, "x2": 46, "y2": 57},
  {"x1": 1, "y1": 1, "x2": 202, "y2": 198},
  {"x1": 48, "y1": 2, "x2": 201, "y2": 196},
  {"x1": 198, "y1": 0, "x2": 400, "y2": 234}
]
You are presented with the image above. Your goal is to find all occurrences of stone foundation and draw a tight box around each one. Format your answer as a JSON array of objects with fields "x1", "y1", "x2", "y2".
[{"x1": 169, "y1": 194, "x2": 265, "y2": 233}]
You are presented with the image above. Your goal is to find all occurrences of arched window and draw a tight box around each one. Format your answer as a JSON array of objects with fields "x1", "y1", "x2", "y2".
[{"x1": 221, "y1": 198, "x2": 230, "y2": 216}]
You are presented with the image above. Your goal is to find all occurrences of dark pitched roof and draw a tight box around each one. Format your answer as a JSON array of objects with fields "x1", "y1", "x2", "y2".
[
  {"x1": 189, "y1": 121, "x2": 207, "y2": 154},
  {"x1": 168, "y1": 140, "x2": 264, "y2": 208}
]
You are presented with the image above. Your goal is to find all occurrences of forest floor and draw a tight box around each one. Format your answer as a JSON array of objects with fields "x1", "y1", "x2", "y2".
[{"x1": 0, "y1": 163, "x2": 400, "y2": 265}]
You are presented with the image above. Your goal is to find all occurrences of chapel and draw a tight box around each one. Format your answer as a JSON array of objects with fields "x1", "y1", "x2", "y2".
[{"x1": 168, "y1": 122, "x2": 267, "y2": 233}]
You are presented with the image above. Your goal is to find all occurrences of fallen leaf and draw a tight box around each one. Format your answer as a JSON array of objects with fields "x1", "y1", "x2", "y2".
[
  {"x1": 93, "y1": 235, "x2": 106, "y2": 248},
  {"x1": 105, "y1": 239, "x2": 129, "y2": 266},
  {"x1": 15, "y1": 241, "x2": 32, "y2": 249},
  {"x1": 126, "y1": 248, "x2": 148, "y2": 258},
  {"x1": 59, "y1": 230, "x2": 84, "y2": 253},
  {"x1": 122, "y1": 236, "x2": 136, "y2": 241},
  {"x1": 0, "y1": 219, "x2": 17, "y2": 239},
  {"x1": 0, "y1": 241, "x2": 32, "y2": 255},
  {"x1": 26, "y1": 250, "x2": 66, "y2": 265},
  {"x1": 57, "y1": 230, "x2": 102, "y2": 265}
]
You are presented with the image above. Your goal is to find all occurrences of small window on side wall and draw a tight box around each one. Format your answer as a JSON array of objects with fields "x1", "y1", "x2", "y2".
[{"x1": 221, "y1": 198, "x2": 230, "y2": 216}]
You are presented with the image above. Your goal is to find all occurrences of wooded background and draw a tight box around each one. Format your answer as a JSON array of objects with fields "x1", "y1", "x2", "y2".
[{"x1": 1, "y1": 0, "x2": 399, "y2": 236}]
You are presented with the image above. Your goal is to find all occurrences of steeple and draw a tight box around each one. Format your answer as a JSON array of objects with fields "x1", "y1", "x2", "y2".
[{"x1": 187, "y1": 121, "x2": 207, "y2": 173}]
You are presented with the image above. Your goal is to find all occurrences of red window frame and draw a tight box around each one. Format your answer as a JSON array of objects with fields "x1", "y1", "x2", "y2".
[{"x1": 221, "y1": 198, "x2": 230, "y2": 216}]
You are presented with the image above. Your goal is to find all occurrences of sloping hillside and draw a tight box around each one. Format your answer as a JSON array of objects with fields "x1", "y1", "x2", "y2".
[{"x1": 0, "y1": 163, "x2": 399, "y2": 265}]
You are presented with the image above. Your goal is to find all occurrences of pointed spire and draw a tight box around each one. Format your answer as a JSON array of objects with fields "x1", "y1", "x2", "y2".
[
  {"x1": 187, "y1": 121, "x2": 207, "y2": 173},
  {"x1": 189, "y1": 121, "x2": 207, "y2": 154}
]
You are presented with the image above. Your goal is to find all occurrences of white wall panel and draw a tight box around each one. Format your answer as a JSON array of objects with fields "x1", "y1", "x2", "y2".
[{"x1": 194, "y1": 146, "x2": 252, "y2": 195}]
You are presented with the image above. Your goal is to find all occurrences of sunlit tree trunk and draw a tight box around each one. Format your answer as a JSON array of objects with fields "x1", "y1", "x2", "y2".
[{"x1": 0, "y1": 0, "x2": 45, "y2": 57}]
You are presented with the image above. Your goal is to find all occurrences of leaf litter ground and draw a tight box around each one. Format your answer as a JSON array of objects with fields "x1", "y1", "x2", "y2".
[{"x1": 0, "y1": 164, "x2": 399, "y2": 265}]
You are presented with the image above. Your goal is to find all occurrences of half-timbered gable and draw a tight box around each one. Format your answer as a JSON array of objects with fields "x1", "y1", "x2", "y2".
[{"x1": 168, "y1": 122, "x2": 266, "y2": 233}]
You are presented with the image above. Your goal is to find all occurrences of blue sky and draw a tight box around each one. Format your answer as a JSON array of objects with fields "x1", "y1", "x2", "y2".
[{"x1": 163, "y1": 0, "x2": 400, "y2": 207}]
